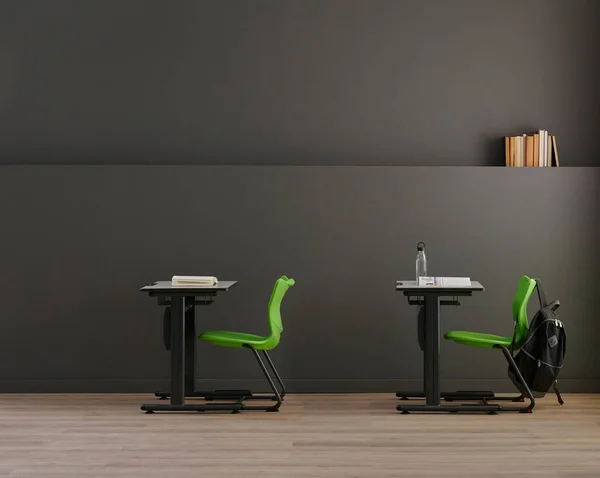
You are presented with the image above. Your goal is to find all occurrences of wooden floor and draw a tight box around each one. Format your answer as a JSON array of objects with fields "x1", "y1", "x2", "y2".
[{"x1": 0, "y1": 394, "x2": 599, "y2": 477}]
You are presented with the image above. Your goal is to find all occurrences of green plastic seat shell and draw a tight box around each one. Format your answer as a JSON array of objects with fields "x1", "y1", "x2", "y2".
[
  {"x1": 443, "y1": 330, "x2": 512, "y2": 348},
  {"x1": 199, "y1": 331, "x2": 271, "y2": 348},
  {"x1": 444, "y1": 275, "x2": 537, "y2": 349},
  {"x1": 198, "y1": 275, "x2": 295, "y2": 351}
]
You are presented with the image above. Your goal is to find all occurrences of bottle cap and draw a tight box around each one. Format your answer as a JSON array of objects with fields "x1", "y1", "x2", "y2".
[{"x1": 417, "y1": 241, "x2": 425, "y2": 251}]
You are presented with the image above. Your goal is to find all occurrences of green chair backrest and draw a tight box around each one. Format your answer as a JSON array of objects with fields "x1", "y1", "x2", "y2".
[
  {"x1": 267, "y1": 275, "x2": 295, "y2": 346},
  {"x1": 512, "y1": 275, "x2": 538, "y2": 347}
]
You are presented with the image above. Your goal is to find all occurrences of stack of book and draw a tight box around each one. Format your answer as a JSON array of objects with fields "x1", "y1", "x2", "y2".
[
  {"x1": 171, "y1": 275, "x2": 218, "y2": 286},
  {"x1": 505, "y1": 130, "x2": 560, "y2": 167}
]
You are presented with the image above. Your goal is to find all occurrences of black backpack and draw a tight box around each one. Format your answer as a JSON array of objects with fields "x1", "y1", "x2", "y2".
[{"x1": 508, "y1": 279, "x2": 566, "y2": 397}]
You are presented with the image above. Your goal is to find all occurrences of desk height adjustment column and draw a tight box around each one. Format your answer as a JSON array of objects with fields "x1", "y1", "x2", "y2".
[
  {"x1": 184, "y1": 298, "x2": 196, "y2": 396},
  {"x1": 169, "y1": 296, "x2": 186, "y2": 407},
  {"x1": 424, "y1": 294, "x2": 440, "y2": 406}
]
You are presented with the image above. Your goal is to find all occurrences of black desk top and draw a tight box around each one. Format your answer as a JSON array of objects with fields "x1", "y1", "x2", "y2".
[
  {"x1": 396, "y1": 280, "x2": 484, "y2": 294},
  {"x1": 141, "y1": 281, "x2": 238, "y2": 295}
]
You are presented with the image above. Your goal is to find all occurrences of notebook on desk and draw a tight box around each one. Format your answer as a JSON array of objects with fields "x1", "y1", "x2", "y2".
[{"x1": 418, "y1": 277, "x2": 471, "y2": 287}]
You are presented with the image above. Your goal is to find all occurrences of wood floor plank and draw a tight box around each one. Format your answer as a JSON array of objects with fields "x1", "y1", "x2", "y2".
[{"x1": 0, "y1": 394, "x2": 599, "y2": 477}]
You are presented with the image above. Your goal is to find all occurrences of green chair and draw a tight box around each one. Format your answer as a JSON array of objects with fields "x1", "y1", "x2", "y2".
[
  {"x1": 444, "y1": 275, "x2": 539, "y2": 413},
  {"x1": 198, "y1": 275, "x2": 294, "y2": 412}
]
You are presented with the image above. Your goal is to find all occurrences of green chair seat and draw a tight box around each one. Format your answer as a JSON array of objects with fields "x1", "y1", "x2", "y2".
[
  {"x1": 199, "y1": 330, "x2": 272, "y2": 349},
  {"x1": 198, "y1": 275, "x2": 295, "y2": 352},
  {"x1": 444, "y1": 330, "x2": 512, "y2": 349},
  {"x1": 444, "y1": 275, "x2": 536, "y2": 351}
]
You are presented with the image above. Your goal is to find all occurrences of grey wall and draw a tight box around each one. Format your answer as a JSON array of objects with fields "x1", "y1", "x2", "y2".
[
  {"x1": 0, "y1": 1, "x2": 598, "y2": 393},
  {"x1": 1, "y1": 0, "x2": 599, "y2": 166},
  {"x1": 0, "y1": 166, "x2": 598, "y2": 393}
]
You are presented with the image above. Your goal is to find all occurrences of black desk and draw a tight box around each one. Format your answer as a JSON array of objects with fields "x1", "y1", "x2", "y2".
[
  {"x1": 395, "y1": 280, "x2": 500, "y2": 414},
  {"x1": 140, "y1": 280, "x2": 238, "y2": 413}
]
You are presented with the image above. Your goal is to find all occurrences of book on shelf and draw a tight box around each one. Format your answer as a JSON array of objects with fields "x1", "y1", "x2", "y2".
[{"x1": 504, "y1": 130, "x2": 559, "y2": 167}]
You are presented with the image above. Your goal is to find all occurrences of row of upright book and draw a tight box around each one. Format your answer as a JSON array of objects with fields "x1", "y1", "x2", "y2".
[{"x1": 505, "y1": 130, "x2": 560, "y2": 167}]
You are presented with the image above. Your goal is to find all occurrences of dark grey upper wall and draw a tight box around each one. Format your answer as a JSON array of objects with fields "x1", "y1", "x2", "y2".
[
  {"x1": 1, "y1": 0, "x2": 599, "y2": 166},
  {"x1": 0, "y1": 166, "x2": 598, "y2": 393}
]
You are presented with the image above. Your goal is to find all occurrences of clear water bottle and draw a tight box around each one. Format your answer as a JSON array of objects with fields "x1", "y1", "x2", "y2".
[{"x1": 416, "y1": 242, "x2": 427, "y2": 282}]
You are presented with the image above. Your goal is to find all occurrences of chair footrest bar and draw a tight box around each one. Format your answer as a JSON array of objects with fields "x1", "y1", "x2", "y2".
[
  {"x1": 242, "y1": 394, "x2": 281, "y2": 401},
  {"x1": 396, "y1": 390, "x2": 495, "y2": 400},
  {"x1": 142, "y1": 403, "x2": 244, "y2": 413},
  {"x1": 397, "y1": 403, "x2": 502, "y2": 414},
  {"x1": 483, "y1": 395, "x2": 525, "y2": 402},
  {"x1": 443, "y1": 390, "x2": 495, "y2": 401},
  {"x1": 395, "y1": 391, "x2": 426, "y2": 399},
  {"x1": 154, "y1": 389, "x2": 253, "y2": 400},
  {"x1": 446, "y1": 390, "x2": 495, "y2": 398}
]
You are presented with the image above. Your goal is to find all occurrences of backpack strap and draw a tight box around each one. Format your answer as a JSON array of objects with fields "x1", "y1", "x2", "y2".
[
  {"x1": 535, "y1": 278, "x2": 548, "y2": 308},
  {"x1": 548, "y1": 300, "x2": 560, "y2": 311}
]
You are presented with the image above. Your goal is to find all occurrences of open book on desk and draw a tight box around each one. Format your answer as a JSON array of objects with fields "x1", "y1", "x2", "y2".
[{"x1": 418, "y1": 277, "x2": 471, "y2": 287}]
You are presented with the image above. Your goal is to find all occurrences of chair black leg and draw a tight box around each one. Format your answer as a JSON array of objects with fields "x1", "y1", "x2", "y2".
[
  {"x1": 262, "y1": 350, "x2": 286, "y2": 399},
  {"x1": 495, "y1": 345, "x2": 535, "y2": 413},
  {"x1": 553, "y1": 381, "x2": 564, "y2": 405},
  {"x1": 241, "y1": 345, "x2": 282, "y2": 412}
]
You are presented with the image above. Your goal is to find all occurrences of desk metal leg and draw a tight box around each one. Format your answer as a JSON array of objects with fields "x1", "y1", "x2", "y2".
[
  {"x1": 425, "y1": 295, "x2": 440, "y2": 406},
  {"x1": 169, "y1": 296, "x2": 186, "y2": 406},
  {"x1": 184, "y1": 300, "x2": 196, "y2": 394}
]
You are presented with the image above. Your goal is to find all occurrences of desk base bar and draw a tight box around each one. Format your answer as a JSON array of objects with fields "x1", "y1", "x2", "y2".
[
  {"x1": 397, "y1": 403, "x2": 536, "y2": 414},
  {"x1": 141, "y1": 402, "x2": 280, "y2": 413},
  {"x1": 397, "y1": 404, "x2": 502, "y2": 414}
]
